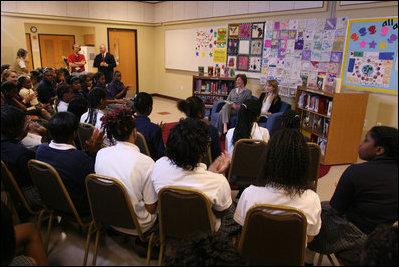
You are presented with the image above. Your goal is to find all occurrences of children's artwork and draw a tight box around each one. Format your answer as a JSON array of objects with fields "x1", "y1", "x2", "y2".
[
  {"x1": 273, "y1": 30, "x2": 280, "y2": 40},
  {"x1": 250, "y1": 40, "x2": 263, "y2": 55},
  {"x1": 237, "y1": 55, "x2": 249, "y2": 70},
  {"x1": 289, "y1": 19, "x2": 298, "y2": 30},
  {"x1": 307, "y1": 71, "x2": 318, "y2": 88},
  {"x1": 288, "y1": 30, "x2": 297, "y2": 39},
  {"x1": 239, "y1": 23, "x2": 251, "y2": 39},
  {"x1": 229, "y1": 24, "x2": 239, "y2": 38},
  {"x1": 330, "y1": 51, "x2": 343, "y2": 63},
  {"x1": 249, "y1": 56, "x2": 262, "y2": 72},
  {"x1": 238, "y1": 40, "x2": 250, "y2": 54},
  {"x1": 328, "y1": 62, "x2": 340, "y2": 75},
  {"x1": 273, "y1": 21, "x2": 280, "y2": 30},
  {"x1": 251, "y1": 23, "x2": 265, "y2": 39},
  {"x1": 295, "y1": 40, "x2": 304, "y2": 50},
  {"x1": 227, "y1": 39, "x2": 239, "y2": 55},
  {"x1": 321, "y1": 52, "x2": 331, "y2": 62},
  {"x1": 280, "y1": 20, "x2": 289, "y2": 30},
  {"x1": 333, "y1": 37, "x2": 345, "y2": 51},
  {"x1": 217, "y1": 28, "x2": 227, "y2": 48},
  {"x1": 227, "y1": 55, "x2": 237, "y2": 68},
  {"x1": 311, "y1": 50, "x2": 322, "y2": 61},
  {"x1": 325, "y1": 18, "x2": 337, "y2": 30},
  {"x1": 280, "y1": 30, "x2": 289, "y2": 40},
  {"x1": 302, "y1": 50, "x2": 312, "y2": 61},
  {"x1": 342, "y1": 17, "x2": 398, "y2": 94},
  {"x1": 264, "y1": 40, "x2": 272, "y2": 48}
]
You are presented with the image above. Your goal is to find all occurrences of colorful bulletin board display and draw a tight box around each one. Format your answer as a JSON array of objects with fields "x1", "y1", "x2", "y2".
[
  {"x1": 165, "y1": 26, "x2": 227, "y2": 72},
  {"x1": 342, "y1": 17, "x2": 398, "y2": 94},
  {"x1": 227, "y1": 18, "x2": 348, "y2": 85}
]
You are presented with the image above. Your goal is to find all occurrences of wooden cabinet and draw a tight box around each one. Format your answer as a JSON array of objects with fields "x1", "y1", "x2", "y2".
[
  {"x1": 295, "y1": 86, "x2": 368, "y2": 165},
  {"x1": 192, "y1": 76, "x2": 236, "y2": 118}
]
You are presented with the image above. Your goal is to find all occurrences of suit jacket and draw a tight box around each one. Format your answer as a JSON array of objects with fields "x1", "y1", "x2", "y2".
[{"x1": 93, "y1": 52, "x2": 116, "y2": 84}]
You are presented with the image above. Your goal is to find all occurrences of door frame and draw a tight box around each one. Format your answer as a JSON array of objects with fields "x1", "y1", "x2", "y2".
[
  {"x1": 107, "y1": 28, "x2": 139, "y2": 92},
  {"x1": 38, "y1": 34, "x2": 75, "y2": 68},
  {"x1": 25, "y1": 33, "x2": 34, "y2": 70}
]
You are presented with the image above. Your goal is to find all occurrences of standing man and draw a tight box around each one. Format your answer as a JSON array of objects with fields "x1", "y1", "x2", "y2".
[
  {"x1": 93, "y1": 44, "x2": 116, "y2": 84},
  {"x1": 68, "y1": 43, "x2": 86, "y2": 78}
]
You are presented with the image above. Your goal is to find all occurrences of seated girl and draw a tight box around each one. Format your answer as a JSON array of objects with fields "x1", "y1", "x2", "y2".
[
  {"x1": 177, "y1": 96, "x2": 221, "y2": 161},
  {"x1": 133, "y1": 92, "x2": 165, "y2": 160},
  {"x1": 151, "y1": 118, "x2": 232, "y2": 233},
  {"x1": 258, "y1": 79, "x2": 282, "y2": 123},
  {"x1": 225, "y1": 98, "x2": 270, "y2": 157},
  {"x1": 55, "y1": 83, "x2": 73, "y2": 112},
  {"x1": 80, "y1": 87, "x2": 108, "y2": 130},
  {"x1": 78, "y1": 74, "x2": 92, "y2": 100},
  {"x1": 92, "y1": 72, "x2": 125, "y2": 107},
  {"x1": 234, "y1": 128, "x2": 321, "y2": 244},
  {"x1": 95, "y1": 107, "x2": 158, "y2": 235}
]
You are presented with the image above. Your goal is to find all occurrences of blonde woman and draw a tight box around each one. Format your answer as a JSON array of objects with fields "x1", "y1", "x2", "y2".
[{"x1": 258, "y1": 79, "x2": 282, "y2": 123}]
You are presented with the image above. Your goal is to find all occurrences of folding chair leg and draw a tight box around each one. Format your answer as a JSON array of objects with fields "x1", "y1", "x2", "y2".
[
  {"x1": 317, "y1": 253, "x2": 323, "y2": 266},
  {"x1": 83, "y1": 221, "x2": 95, "y2": 266},
  {"x1": 158, "y1": 243, "x2": 164, "y2": 266},
  {"x1": 44, "y1": 213, "x2": 54, "y2": 253},
  {"x1": 146, "y1": 232, "x2": 155, "y2": 266},
  {"x1": 327, "y1": 254, "x2": 336, "y2": 266},
  {"x1": 92, "y1": 228, "x2": 101, "y2": 266}
]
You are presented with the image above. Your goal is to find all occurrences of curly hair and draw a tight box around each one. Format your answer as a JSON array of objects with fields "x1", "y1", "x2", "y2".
[
  {"x1": 177, "y1": 96, "x2": 204, "y2": 119},
  {"x1": 369, "y1": 126, "x2": 398, "y2": 163},
  {"x1": 360, "y1": 223, "x2": 398, "y2": 266},
  {"x1": 101, "y1": 107, "x2": 135, "y2": 145},
  {"x1": 163, "y1": 232, "x2": 245, "y2": 266},
  {"x1": 258, "y1": 128, "x2": 309, "y2": 197},
  {"x1": 166, "y1": 118, "x2": 209, "y2": 171},
  {"x1": 282, "y1": 109, "x2": 301, "y2": 130},
  {"x1": 232, "y1": 99, "x2": 261, "y2": 145}
]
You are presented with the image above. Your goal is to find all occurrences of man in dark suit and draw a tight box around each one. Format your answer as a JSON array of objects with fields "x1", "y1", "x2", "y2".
[{"x1": 93, "y1": 44, "x2": 116, "y2": 84}]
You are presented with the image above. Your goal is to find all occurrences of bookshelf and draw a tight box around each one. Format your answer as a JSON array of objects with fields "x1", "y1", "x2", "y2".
[
  {"x1": 295, "y1": 86, "x2": 369, "y2": 165},
  {"x1": 192, "y1": 75, "x2": 236, "y2": 118}
]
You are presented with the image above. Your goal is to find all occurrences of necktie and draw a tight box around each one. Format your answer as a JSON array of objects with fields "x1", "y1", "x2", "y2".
[{"x1": 102, "y1": 54, "x2": 105, "y2": 62}]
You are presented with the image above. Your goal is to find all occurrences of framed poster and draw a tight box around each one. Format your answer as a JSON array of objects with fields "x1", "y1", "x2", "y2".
[{"x1": 341, "y1": 17, "x2": 398, "y2": 94}]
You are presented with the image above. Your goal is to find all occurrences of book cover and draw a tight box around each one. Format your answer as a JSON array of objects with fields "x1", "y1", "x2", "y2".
[
  {"x1": 317, "y1": 137, "x2": 327, "y2": 156},
  {"x1": 327, "y1": 101, "x2": 333, "y2": 116},
  {"x1": 316, "y1": 75, "x2": 325, "y2": 91},
  {"x1": 314, "y1": 115, "x2": 324, "y2": 134},
  {"x1": 318, "y1": 98, "x2": 328, "y2": 115},
  {"x1": 300, "y1": 73, "x2": 309, "y2": 87},
  {"x1": 208, "y1": 66, "x2": 214, "y2": 76},
  {"x1": 303, "y1": 111, "x2": 311, "y2": 128},
  {"x1": 323, "y1": 118, "x2": 330, "y2": 137},
  {"x1": 307, "y1": 72, "x2": 318, "y2": 88},
  {"x1": 314, "y1": 96, "x2": 319, "y2": 113}
]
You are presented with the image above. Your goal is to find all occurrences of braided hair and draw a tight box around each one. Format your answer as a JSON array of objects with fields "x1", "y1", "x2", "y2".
[
  {"x1": 177, "y1": 96, "x2": 204, "y2": 119},
  {"x1": 282, "y1": 109, "x2": 301, "y2": 130},
  {"x1": 101, "y1": 107, "x2": 135, "y2": 145},
  {"x1": 85, "y1": 87, "x2": 106, "y2": 126},
  {"x1": 258, "y1": 128, "x2": 309, "y2": 197},
  {"x1": 232, "y1": 98, "x2": 261, "y2": 145}
]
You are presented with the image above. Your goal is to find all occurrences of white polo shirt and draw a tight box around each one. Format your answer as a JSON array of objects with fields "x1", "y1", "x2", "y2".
[
  {"x1": 225, "y1": 122, "x2": 270, "y2": 157},
  {"x1": 95, "y1": 141, "x2": 157, "y2": 235},
  {"x1": 234, "y1": 185, "x2": 321, "y2": 240},
  {"x1": 80, "y1": 109, "x2": 105, "y2": 130},
  {"x1": 151, "y1": 157, "x2": 232, "y2": 231}
]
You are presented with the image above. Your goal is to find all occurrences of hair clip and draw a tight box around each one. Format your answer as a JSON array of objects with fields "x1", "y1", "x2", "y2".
[
  {"x1": 295, "y1": 115, "x2": 299, "y2": 118},
  {"x1": 242, "y1": 103, "x2": 247, "y2": 109}
]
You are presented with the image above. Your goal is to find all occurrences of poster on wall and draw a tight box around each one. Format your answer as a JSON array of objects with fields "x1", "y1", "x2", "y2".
[{"x1": 342, "y1": 17, "x2": 398, "y2": 94}]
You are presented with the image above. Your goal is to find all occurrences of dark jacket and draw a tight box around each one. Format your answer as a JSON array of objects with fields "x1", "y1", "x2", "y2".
[{"x1": 93, "y1": 52, "x2": 116, "y2": 84}]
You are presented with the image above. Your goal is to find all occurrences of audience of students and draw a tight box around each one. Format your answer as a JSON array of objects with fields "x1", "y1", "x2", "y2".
[
  {"x1": 80, "y1": 87, "x2": 108, "y2": 130},
  {"x1": 36, "y1": 68, "x2": 56, "y2": 105},
  {"x1": 95, "y1": 107, "x2": 158, "y2": 235},
  {"x1": 216, "y1": 74, "x2": 252, "y2": 136},
  {"x1": 133, "y1": 92, "x2": 165, "y2": 160},
  {"x1": 177, "y1": 96, "x2": 222, "y2": 161},
  {"x1": 55, "y1": 83, "x2": 73, "y2": 112},
  {"x1": 78, "y1": 74, "x2": 92, "y2": 100},
  {"x1": 225, "y1": 98, "x2": 270, "y2": 157}
]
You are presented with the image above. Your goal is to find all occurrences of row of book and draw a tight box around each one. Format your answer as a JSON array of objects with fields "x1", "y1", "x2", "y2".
[
  {"x1": 302, "y1": 111, "x2": 330, "y2": 138},
  {"x1": 194, "y1": 80, "x2": 232, "y2": 95},
  {"x1": 308, "y1": 134, "x2": 327, "y2": 157},
  {"x1": 298, "y1": 92, "x2": 332, "y2": 116},
  {"x1": 196, "y1": 95, "x2": 225, "y2": 106}
]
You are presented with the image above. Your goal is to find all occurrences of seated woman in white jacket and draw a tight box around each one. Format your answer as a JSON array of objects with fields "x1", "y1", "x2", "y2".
[{"x1": 225, "y1": 98, "x2": 270, "y2": 157}]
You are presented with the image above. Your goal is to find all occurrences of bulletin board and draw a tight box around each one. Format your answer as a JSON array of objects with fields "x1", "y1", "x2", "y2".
[
  {"x1": 227, "y1": 17, "x2": 348, "y2": 85},
  {"x1": 342, "y1": 17, "x2": 398, "y2": 94},
  {"x1": 165, "y1": 26, "x2": 227, "y2": 72}
]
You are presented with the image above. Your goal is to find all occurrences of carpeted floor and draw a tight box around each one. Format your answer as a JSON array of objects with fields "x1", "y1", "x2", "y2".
[{"x1": 162, "y1": 122, "x2": 330, "y2": 178}]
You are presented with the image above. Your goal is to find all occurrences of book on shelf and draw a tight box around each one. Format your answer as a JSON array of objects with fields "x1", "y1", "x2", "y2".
[
  {"x1": 327, "y1": 101, "x2": 333, "y2": 116},
  {"x1": 316, "y1": 75, "x2": 325, "y2": 91},
  {"x1": 317, "y1": 137, "x2": 327, "y2": 156},
  {"x1": 318, "y1": 98, "x2": 328, "y2": 115},
  {"x1": 314, "y1": 115, "x2": 324, "y2": 134},
  {"x1": 323, "y1": 118, "x2": 330, "y2": 137},
  {"x1": 298, "y1": 91, "x2": 305, "y2": 108},
  {"x1": 300, "y1": 73, "x2": 309, "y2": 87}
]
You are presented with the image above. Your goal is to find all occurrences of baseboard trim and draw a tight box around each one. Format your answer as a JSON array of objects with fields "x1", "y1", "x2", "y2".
[{"x1": 150, "y1": 93, "x2": 183, "y2": 102}]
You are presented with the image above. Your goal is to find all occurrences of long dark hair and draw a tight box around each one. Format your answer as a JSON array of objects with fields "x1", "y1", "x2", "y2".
[
  {"x1": 85, "y1": 87, "x2": 106, "y2": 125},
  {"x1": 232, "y1": 99, "x2": 261, "y2": 145},
  {"x1": 166, "y1": 118, "x2": 209, "y2": 171},
  {"x1": 177, "y1": 96, "x2": 204, "y2": 119},
  {"x1": 258, "y1": 128, "x2": 309, "y2": 197},
  {"x1": 101, "y1": 107, "x2": 135, "y2": 145},
  {"x1": 369, "y1": 126, "x2": 398, "y2": 163}
]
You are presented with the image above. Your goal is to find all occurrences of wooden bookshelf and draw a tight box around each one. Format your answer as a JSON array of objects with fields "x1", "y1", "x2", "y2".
[
  {"x1": 296, "y1": 86, "x2": 369, "y2": 165},
  {"x1": 192, "y1": 75, "x2": 236, "y2": 118}
]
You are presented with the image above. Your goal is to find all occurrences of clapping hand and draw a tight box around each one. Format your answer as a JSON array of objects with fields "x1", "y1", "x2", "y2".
[
  {"x1": 84, "y1": 128, "x2": 105, "y2": 153},
  {"x1": 208, "y1": 151, "x2": 231, "y2": 174}
]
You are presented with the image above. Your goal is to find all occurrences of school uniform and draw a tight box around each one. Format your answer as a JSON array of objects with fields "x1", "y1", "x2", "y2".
[
  {"x1": 234, "y1": 185, "x2": 322, "y2": 242},
  {"x1": 95, "y1": 141, "x2": 157, "y2": 235},
  {"x1": 135, "y1": 115, "x2": 165, "y2": 161},
  {"x1": 57, "y1": 100, "x2": 69, "y2": 112},
  {"x1": 225, "y1": 122, "x2": 270, "y2": 157},
  {"x1": 80, "y1": 109, "x2": 106, "y2": 130},
  {"x1": 151, "y1": 157, "x2": 232, "y2": 231}
]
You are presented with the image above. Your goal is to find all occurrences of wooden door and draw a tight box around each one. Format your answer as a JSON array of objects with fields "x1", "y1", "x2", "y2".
[
  {"x1": 108, "y1": 29, "x2": 138, "y2": 92},
  {"x1": 38, "y1": 34, "x2": 75, "y2": 69},
  {"x1": 25, "y1": 33, "x2": 34, "y2": 71}
]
